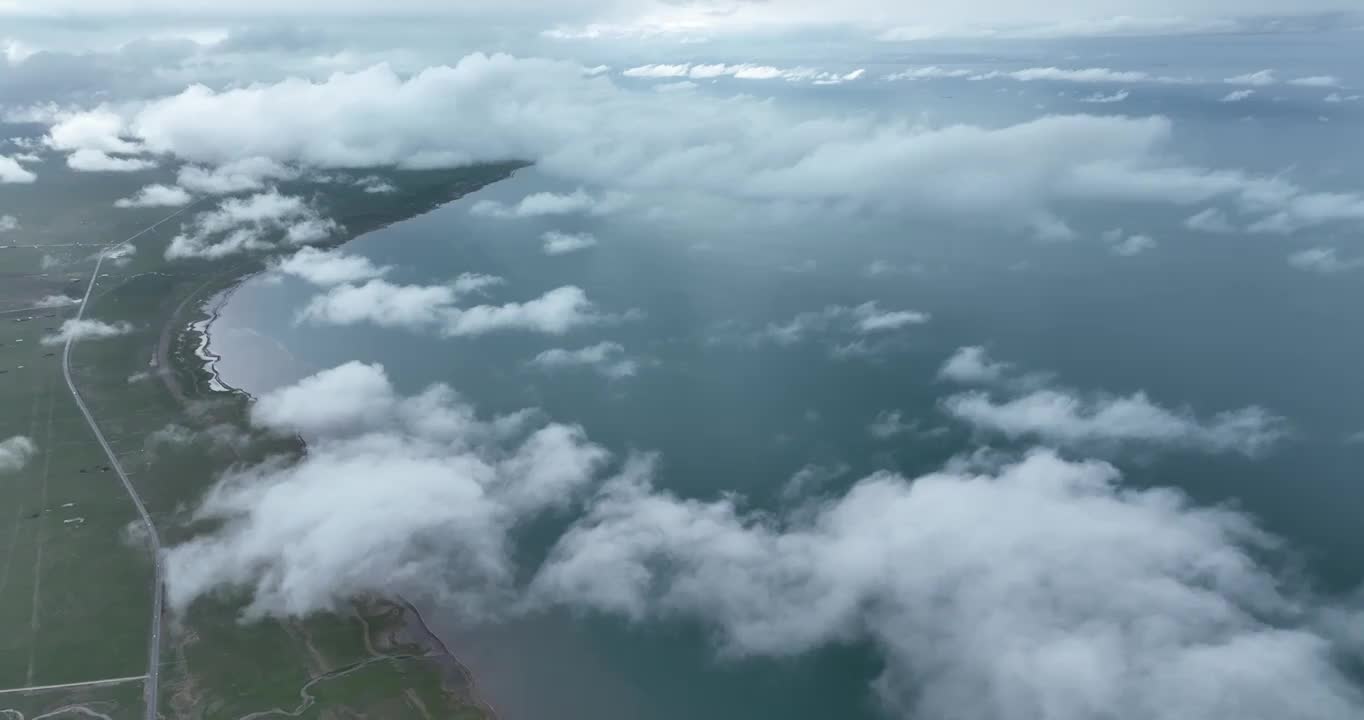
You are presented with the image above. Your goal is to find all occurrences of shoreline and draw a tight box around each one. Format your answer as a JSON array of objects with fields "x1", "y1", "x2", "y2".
[
  {"x1": 399, "y1": 598, "x2": 502, "y2": 720},
  {"x1": 190, "y1": 284, "x2": 248, "y2": 396},
  {"x1": 165, "y1": 167, "x2": 524, "y2": 719}
]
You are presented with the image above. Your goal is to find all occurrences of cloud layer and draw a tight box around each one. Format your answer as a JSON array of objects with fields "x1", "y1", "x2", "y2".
[
  {"x1": 165, "y1": 362, "x2": 1364, "y2": 719},
  {"x1": 38, "y1": 54, "x2": 1364, "y2": 240}
]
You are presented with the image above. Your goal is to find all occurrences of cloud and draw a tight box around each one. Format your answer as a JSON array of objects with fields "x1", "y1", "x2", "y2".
[
  {"x1": 40, "y1": 54, "x2": 1364, "y2": 238},
  {"x1": 1289, "y1": 76, "x2": 1341, "y2": 88},
  {"x1": 445, "y1": 286, "x2": 608, "y2": 337},
  {"x1": 938, "y1": 346, "x2": 1284, "y2": 455},
  {"x1": 0, "y1": 214, "x2": 17, "y2": 232},
  {"x1": 1245, "y1": 192, "x2": 1364, "y2": 235},
  {"x1": 1324, "y1": 93, "x2": 1362, "y2": 103},
  {"x1": 1080, "y1": 90, "x2": 1130, "y2": 104},
  {"x1": 271, "y1": 247, "x2": 390, "y2": 286},
  {"x1": 938, "y1": 346, "x2": 1010, "y2": 385},
  {"x1": 1185, "y1": 207, "x2": 1236, "y2": 233},
  {"x1": 162, "y1": 361, "x2": 1364, "y2": 718},
  {"x1": 176, "y1": 157, "x2": 298, "y2": 194},
  {"x1": 469, "y1": 188, "x2": 628, "y2": 218},
  {"x1": 66, "y1": 148, "x2": 157, "y2": 172},
  {"x1": 166, "y1": 190, "x2": 338, "y2": 260},
  {"x1": 45, "y1": 107, "x2": 142, "y2": 154},
  {"x1": 7, "y1": 0, "x2": 1359, "y2": 30},
  {"x1": 855, "y1": 306, "x2": 930, "y2": 332},
  {"x1": 1287, "y1": 247, "x2": 1364, "y2": 274},
  {"x1": 1220, "y1": 89, "x2": 1256, "y2": 103},
  {"x1": 1101, "y1": 229, "x2": 1157, "y2": 256},
  {"x1": 298, "y1": 279, "x2": 462, "y2": 330},
  {"x1": 115, "y1": 184, "x2": 193, "y2": 208},
  {"x1": 147, "y1": 422, "x2": 253, "y2": 456},
  {"x1": 0, "y1": 155, "x2": 36, "y2": 183},
  {"x1": 1226, "y1": 70, "x2": 1276, "y2": 86},
  {"x1": 0, "y1": 436, "x2": 36, "y2": 473},
  {"x1": 868, "y1": 410, "x2": 917, "y2": 439},
  {"x1": 353, "y1": 175, "x2": 396, "y2": 194},
  {"x1": 105, "y1": 242, "x2": 137, "y2": 266},
  {"x1": 944, "y1": 391, "x2": 1283, "y2": 456},
  {"x1": 41, "y1": 318, "x2": 135, "y2": 345},
  {"x1": 622, "y1": 63, "x2": 864, "y2": 85},
  {"x1": 885, "y1": 66, "x2": 974, "y2": 80},
  {"x1": 451, "y1": 273, "x2": 505, "y2": 297},
  {"x1": 619, "y1": 63, "x2": 690, "y2": 78},
  {"x1": 298, "y1": 279, "x2": 609, "y2": 337},
  {"x1": 764, "y1": 302, "x2": 930, "y2": 346},
  {"x1": 780, "y1": 462, "x2": 851, "y2": 501},
  {"x1": 975, "y1": 67, "x2": 1182, "y2": 84},
  {"x1": 166, "y1": 361, "x2": 610, "y2": 619},
  {"x1": 877, "y1": 15, "x2": 1246, "y2": 41},
  {"x1": 541, "y1": 230, "x2": 598, "y2": 255},
  {"x1": 530, "y1": 342, "x2": 639, "y2": 379},
  {"x1": 1051, "y1": 160, "x2": 1364, "y2": 235},
  {"x1": 862, "y1": 260, "x2": 921, "y2": 277},
  {"x1": 533, "y1": 449, "x2": 1364, "y2": 720},
  {"x1": 33, "y1": 295, "x2": 81, "y2": 308}
]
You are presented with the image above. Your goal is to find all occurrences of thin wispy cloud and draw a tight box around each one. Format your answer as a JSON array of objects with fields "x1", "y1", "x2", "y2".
[{"x1": 937, "y1": 347, "x2": 1285, "y2": 456}]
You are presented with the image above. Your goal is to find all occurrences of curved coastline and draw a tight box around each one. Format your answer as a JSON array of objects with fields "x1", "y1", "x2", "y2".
[{"x1": 162, "y1": 165, "x2": 525, "y2": 718}]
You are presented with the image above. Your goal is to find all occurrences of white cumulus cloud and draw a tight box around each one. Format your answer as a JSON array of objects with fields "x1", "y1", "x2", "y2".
[
  {"x1": 272, "y1": 247, "x2": 391, "y2": 286},
  {"x1": 166, "y1": 191, "x2": 338, "y2": 260},
  {"x1": 532, "y1": 450, "x2": 1364, "y2": 720},
  {"x1": 159, "y1": 359, "x2": 1364, "y2": 719},
  {"x1": 176, "y1": 157, "x2": 299, "y2": 195},
  {"x1": 167, "y1": 361, "x2": 610, "y2": 620},
  {"x1": 530, "y1": 342, "x2": 639, "y2": 379},
  {"x1": 470, "y1": 188, "x2": 628, "y2": 218},
  {"x1": 66, "y1": 149, "x2": 157, "y2": 172},
  {"x1": 115, "y1": 184, "x2": 193, "y2": 208},
  {"x1": 541, "y1": 230, "x2": 598, "y2": 255},
  {"x1": 0, "y1": 436, "x2": 36, "y2": 473},
  {"x1": 41, "y1": 318, "x2": 135, "y2": 346},
  {"x1": 0, "y1": 155, "x2": 36, "y2": 183},
  {"x1": 939, "y1": 346, "x2": 1011, "y2": 385},
  {"x1": 298, "y1": 279, "x2": 611, "y2": 338}
]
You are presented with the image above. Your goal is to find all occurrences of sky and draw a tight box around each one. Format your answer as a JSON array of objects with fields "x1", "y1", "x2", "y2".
[{"x1": 4, "y1": 2, "x2": 1364, "y2": 719}]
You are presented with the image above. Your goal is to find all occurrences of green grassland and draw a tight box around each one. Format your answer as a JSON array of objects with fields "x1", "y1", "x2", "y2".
[{"x1": 0, "y1": 136, "x2": 517, "y2": 718}]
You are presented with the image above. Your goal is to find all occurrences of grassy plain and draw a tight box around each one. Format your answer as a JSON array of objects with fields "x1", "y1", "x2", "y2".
[{"x1": 0, "y1": 131, "x2": 517, "y2": 718}]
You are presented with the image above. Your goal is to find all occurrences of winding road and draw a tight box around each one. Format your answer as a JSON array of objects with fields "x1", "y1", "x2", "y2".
[{"x1": 61, "y1": 206, "x2": 198, "y2": 720}]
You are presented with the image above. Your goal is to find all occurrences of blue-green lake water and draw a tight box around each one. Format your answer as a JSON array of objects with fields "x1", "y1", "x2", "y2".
[{"x1": 212, "y1": 66, "x2": 1364, "y2": 719}]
